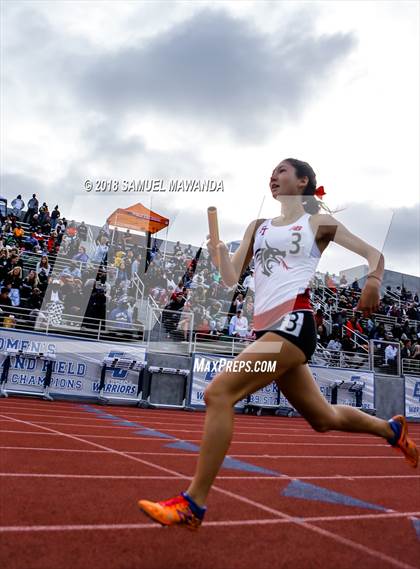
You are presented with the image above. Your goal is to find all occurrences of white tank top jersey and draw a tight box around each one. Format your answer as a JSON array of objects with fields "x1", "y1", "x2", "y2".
[{"x1": 252, "y1": 212, "x2": 321, "y2": 331}]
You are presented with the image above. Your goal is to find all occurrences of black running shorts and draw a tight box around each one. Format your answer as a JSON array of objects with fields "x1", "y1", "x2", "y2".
[{"x1": 254, "y1": 310, "x2": 317, "y2": 364}]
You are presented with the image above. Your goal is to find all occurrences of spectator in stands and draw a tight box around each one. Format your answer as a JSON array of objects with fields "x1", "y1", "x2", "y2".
[
  {"x1": 233, "y1": 293, "x2": 244, "y2": 312},
  {"x1": 109, "y1": 299, "x2": 133, "y2": 331},
  {"x1": 384, "y1": 341, "x2": 398, "y2": 369},
  {"x1": 345, "y1": 313, "x2": 364, "y2": 339},
  {"x1": 373, "y1": 322, "x2": 386, "y2": 340},
  {"x1": 77, "y1": 221, "x2": 88, "y2": 242},
  {"x1": 229, "y1": 309, "x2": 249, "y2": 338},
  {"x1": 4, "y1": 266, "x2": 23, "y2": 306},
  {"x1": 339, "y1": 274, "x2": 348, "y2": 288},
  {"x1": 412, "y1": 337, "x2": 420, "y2": 360},
  {"x1": 50, "y1": 205, "x2": 60, "y2": 229},
  {"x1": 242, "y1": 268, "x2": 255, "y2": 292},
  {"x1": 72, "y1": 245, "x2": 89, "y2": 267},
  {"x1": 116, "y1": 260, "x2": 130, "y2": 285},
  {"x1": 0, "y1": 249, "x2": 8, "y2": 282},
  {"x1": 24, "y1": 194, "x2": 39, "y2": 223},
  {"x1": 36, "y1": 255, "x2": 51, "y2": 278},
  {"x1": 131, "y1": 253, "x2": 142, "y2": 279},
  {"x1": 92, "y1": 236, "x2": 108, "y2": 266},
  {"x1": 173, "y1": 241, "x2": 182, "y2": 256},
  {"x1": 407, "y1": 302, "x2": 419, "y2": 321},
  {"x1": 11, "y1": 195, "x2": 25, "y2": 219},
  {"x1": 26, "y1": 287, "x2": 43, "y2": 310},
  {"x1": 326, "y1": 329, "x2": 342, "y2": 351},
  {"x1": 401, "y1": 339, "x2": 412, "y2": 360},
  {"x1": 38, "y1": 203, "x2": 50, "y2": 226},
  {"x1": 0, "y1": 286, "x2": 12, "y2": 310},
  {"x1": 184, "y1": 243, "x2": 193, "y2": 257},
  {"x1": 13, "y1": 224, "x2": 24, "y2": 245},
  {"x1": 351, "y1": 278, "x2": 361, "y2": 292}
]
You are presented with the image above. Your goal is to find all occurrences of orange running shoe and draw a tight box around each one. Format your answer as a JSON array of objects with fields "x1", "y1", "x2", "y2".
[
  {"x1": 388, "y1": 415, "x2": 418, "y2": 468},
  {"x1": 138, "y1": 492, "x2": 206, "y2": 530}
]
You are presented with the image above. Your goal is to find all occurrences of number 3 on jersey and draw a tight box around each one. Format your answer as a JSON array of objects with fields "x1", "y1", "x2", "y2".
[{"x1": 278, "y1": 312, "x2": 304, "y2": 337}]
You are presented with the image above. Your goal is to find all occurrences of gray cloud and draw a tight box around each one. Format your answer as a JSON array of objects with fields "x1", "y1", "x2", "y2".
[
  {"x1": 1, "y1": 173, "x2": 45, "y2": 200},
  {"x1": 72, "y1": 9, "x2": 356, "y2": 140}
]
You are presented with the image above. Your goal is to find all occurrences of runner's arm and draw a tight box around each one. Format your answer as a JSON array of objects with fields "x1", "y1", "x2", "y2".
[{"x1": 321, "y1": 214, "x2": 384, "y2": 315}]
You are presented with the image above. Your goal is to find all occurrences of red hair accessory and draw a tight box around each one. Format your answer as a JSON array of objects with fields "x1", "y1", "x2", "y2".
[{"x1": 314, "y1": 186, "x2": 326, "y2": 199}]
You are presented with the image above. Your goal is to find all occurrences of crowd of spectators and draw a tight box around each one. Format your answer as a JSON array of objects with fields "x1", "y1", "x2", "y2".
[
  {"x1": 311, "y1": 272, "x2": 420, "y2": 368},
  {"x1": 0, "y1": 194, "x2": 147, "y2": 334}
]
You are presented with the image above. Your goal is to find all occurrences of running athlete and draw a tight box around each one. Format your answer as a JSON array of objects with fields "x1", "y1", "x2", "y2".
[{"x1": 138, "y1": 158, "x2": 418, "y2": 529}]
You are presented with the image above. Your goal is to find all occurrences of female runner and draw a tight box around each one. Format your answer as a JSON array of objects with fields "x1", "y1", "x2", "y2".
[{"x1": 138, "y1": 158, "x2": 418, "y2": 529}]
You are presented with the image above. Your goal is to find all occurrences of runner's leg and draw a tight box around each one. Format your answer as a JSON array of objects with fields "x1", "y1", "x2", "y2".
[{"x1": 186, "y1": 333, "x2": 306, "y2": 506}]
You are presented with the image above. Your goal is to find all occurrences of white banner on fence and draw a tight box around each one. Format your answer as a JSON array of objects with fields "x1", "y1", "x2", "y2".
[
  {"x1": 190, "y1": 353, "x2": 279, "y2": 408},
  {"x1": 189, "y1": 353, "x2": 374, "y2": 410},
  {"x1": 0, "y1": 329, "x2": 146, "y2": 399},
  {"x1": 310, "y1": 366, "x2": 375, "y2": 410},
  {"x1": 405, "y1": 375, "x2": 420, "y2": 419}
]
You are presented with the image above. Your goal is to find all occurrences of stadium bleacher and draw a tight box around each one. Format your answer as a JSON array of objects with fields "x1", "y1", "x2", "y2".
[{"x1": 1, "y1": 195, "x2": 419, "y2": 377}]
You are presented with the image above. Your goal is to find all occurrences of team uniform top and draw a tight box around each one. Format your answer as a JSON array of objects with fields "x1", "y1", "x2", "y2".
[{"x1": 252, "y1": 212, "x2": 322, "y2": 331}]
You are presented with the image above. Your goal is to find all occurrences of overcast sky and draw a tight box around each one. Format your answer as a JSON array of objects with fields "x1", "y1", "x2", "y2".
[{"x1": 1, "y1": 0, "x2": 419, "y2": 277}]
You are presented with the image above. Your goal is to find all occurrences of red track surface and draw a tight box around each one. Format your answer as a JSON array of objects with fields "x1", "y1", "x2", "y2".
[{"x1": 0, "y1": 398, "x2": 419, "y2": 569}]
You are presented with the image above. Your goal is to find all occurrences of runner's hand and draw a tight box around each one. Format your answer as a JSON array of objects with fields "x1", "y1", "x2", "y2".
[
  {"x1": 206, "y1": 234, "x2": 228, "y2": 268},
  {"x1": 355, "y1": 280, "x2": 380, "y2": 317}
]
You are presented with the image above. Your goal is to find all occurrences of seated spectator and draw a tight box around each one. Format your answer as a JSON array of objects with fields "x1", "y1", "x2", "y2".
[
  {"x1": 401, "y1": 339, "x2": 412, "y2": 360},
  {"x1": 384, "y1": 342, "x2": 398, "y2": 367},
  {"x1": 72, "y1": 245, "x2": 89, "y2": 265},
  {"x1": 26, "y1": 287, "x2": 43, "y2": 310},
  {"x1": 13, "y1": 224, "x2": 24, "y2": 244},
  {"x1": 0, "y1": 286, "x2": 12, "y2": 311},
  {"x1": 20, "y1": 270, "x2": 39, "y2": 301},
  {"x1": 373, "y1": 322, "x2": 386, "y2": 340},
  {"x1": 229, "y1": 309, "x2": 249, "y2": 338},
  {"x1": 109, "y1": 300, "x2": 133, "y2": 331},
  {"x1": 344, "y1": 313, "x2": 364, "y2": 345},
  {"x1": 4, "y1": 266, "x2": 23, "y2": 306},
  {"x1": 326, "y1": 334, "x2": 342, "y2": 351},
  {"x1": 196, "y1": 317, "x2": 211, "y2": 336},
  {"x1": 233, "y1": 293, "x2": 244, "y2": 312},
  {"x1": 36, "y1": 255, "x2": 52, "y2": 278}
]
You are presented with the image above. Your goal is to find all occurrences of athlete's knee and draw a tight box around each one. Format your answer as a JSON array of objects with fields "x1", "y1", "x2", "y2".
[{"x1": 204, "y1": 381, "x2": 234, "y2": 407}]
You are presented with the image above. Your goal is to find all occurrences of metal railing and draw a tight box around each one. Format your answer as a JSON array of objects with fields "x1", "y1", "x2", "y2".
[
  {"x1": 192, "y1": 332, "x2": 253, "y2": 356},
  {"x1": 0, "y1": 304, "x2": 145, "y2": 343},
  {"x1": 369, "y1": 339, "x2": 401, "y2": 376},
  {"x1": 145, "y1": 305, "x2": 195, "y2": 354},
  {"x1": 341, "y1": 323, "x2": 369, "y2": 352},
  {"x1": 309, "y1": 345, "x2": 370, "y2": 370},
  {"x1": 402, "y1": 358, "x2": 420, "y2": 377}
]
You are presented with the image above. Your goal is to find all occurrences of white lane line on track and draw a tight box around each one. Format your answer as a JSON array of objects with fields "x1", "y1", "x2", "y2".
[
  {"x1": 0, "y1": 429, "x2": 402, "y2": 447},
  {"x1": 1, "y1": 511, "x2": 419, "y2": 533},
  {"x1": 0, "y1": 412, "x2": 416, "y2": 569},
  {"x1": 0, "y1": 445, "x2": 403, "y2": 459},
  {"x1": 2, "y1": 405, "x2": 419, "y2": 437},
  {"x1": 1, "y1": 472, "x2": 419, "y2": 481}
]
